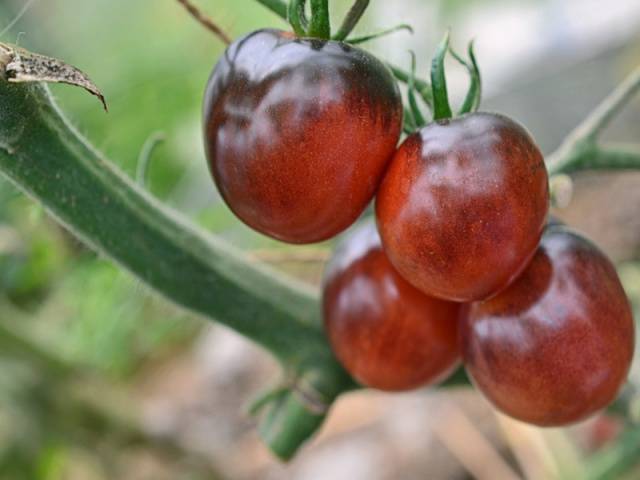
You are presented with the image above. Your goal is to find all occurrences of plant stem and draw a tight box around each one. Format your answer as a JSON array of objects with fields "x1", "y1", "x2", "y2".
[
  {"x1": 175, "y1": 0, "x2": 232, "y2": 45},
  {"x1": 547, "y1": 66, "x2": 640, "y2": 176},
  {"x1": 307, "y1": 0, "x2": 331, "y2": 39},
  {"x1": 0, "y1": 80, "x2": 353, "y2": 459},
  {"x1": 550, "y1": 144, "x2": 640, "y2": 176},
  {"x1": 332, "y1": 0, "x2": 369, "y2": 41}
]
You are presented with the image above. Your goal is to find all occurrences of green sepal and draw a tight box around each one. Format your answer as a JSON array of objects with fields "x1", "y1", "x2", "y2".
[
  {"x1": 430, "y1": 30, "x2": 453, "y2": 120},
  {"x1": 332, "y1": 0, "x2": 370, "y2": 41},
  {"x1": 450, "y1": 40, "x2": 482, "y2": 114},
  {"x1": 407, "y1": 51, "x2": 427, "y2": 128},
  {"x1": 347, "y1": 24, "x2": 413, "y2": 45}
]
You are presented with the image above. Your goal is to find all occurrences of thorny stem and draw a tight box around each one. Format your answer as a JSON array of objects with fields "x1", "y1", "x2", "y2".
[{"x1": 175, "y1": 0, "x2": 232, "y2": 45}]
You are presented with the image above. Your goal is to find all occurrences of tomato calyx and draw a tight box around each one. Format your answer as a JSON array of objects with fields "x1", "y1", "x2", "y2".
[
  {"x1": 286, "y1": 0, "x2": 412, "y2": 45},
  {"x1": 404, "y1": 31, "x2": 483, "y2": 133}
]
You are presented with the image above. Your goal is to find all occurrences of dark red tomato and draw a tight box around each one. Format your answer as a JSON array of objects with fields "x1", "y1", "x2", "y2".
[
  {"x1": 460, "y1": 226, "x2": 635, "y2": 426},
  {"x1": 376, "y1": 113, "x2": 549, "y2": 302},
  {"x1": 204, "y1": 29, "x2": 403, "y2": 244},
  {"x1": 322, "y1": 221, "x2": 463, "y2": 391}
]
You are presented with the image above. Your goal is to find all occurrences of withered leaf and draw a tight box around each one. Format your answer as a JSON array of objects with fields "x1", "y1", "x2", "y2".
[{"x1": 0, "y1": 43, "x2": 107, "y2": 111}]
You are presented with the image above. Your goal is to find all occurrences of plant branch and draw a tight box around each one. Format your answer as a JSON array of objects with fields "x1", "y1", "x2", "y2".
[
  {"x1": 547, "y1": 66, "x2": 640, "y2": 176},
  {"x1": 0, "y1": 80, "x2": 353, "y2": 459},
  {"x1": 175, "y1": 0, "x2": 232, "y2": 44}
]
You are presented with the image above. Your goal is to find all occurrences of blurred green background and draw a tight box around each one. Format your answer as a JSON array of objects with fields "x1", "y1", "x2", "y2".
[{"x1": 1, "y1": 0, "x2": 640, "y2": 479}]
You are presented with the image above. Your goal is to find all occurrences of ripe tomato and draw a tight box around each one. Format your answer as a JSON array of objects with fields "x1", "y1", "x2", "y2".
[
  {"x1": 322, "y1": 222, "x2": 463, "y2": 391},
  {"x1": 460, "y1": 226, "x2": 635, "y2": 426},
  {"x1": 204, "y1": 29, "x2": 402, "y2": 244},
  {"x1": 376, "y1": 113, "x2": 549, "y2": 301}
]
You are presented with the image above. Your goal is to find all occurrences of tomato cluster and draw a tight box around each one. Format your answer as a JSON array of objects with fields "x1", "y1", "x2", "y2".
[{"x1": 204, "y1": 30, "x2": 635, "y2": 427}]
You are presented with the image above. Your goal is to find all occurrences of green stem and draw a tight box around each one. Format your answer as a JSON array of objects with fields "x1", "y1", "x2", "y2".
[
  {"x1": 547, "y1": 66, "x2": 640, "y2": 176},
  {"x1": 307, "y1": 0, "x2": 331, "y2": 39},
  {"x1": 332, "y1": 0, "x2": 369, "y2": 41},
  {"x1": 431, "y1": 30, "x2": 453, "y2": 120},
  {"x1": 550, "y1": 143, "x2": 640, "y2": 176},
  {"x1": 0, "y1": 80, "x2": 353, "y2": 459}
]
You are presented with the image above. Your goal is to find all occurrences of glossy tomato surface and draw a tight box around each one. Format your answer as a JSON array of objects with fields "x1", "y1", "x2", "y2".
[
  {"x1": 376, "y1": 113, "x2": 549, "y2": 301},
  {"x1": 204, "y1": 29, "x2": 403, "y2": 244},
  {"x1": 461, "y1": 226, "x2": 635, "y2": 426},
  {"x1": 322, "y1": 222, "x2": 463, "y2": 391}
]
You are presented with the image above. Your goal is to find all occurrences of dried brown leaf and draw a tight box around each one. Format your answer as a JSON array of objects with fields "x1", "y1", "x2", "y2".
[{"x1": 0, "y1": 43, "x2": 107, "y2": 111}]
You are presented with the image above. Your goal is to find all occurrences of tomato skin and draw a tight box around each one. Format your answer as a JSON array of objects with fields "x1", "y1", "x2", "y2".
[
  {"x1": 460, "y1": 226, "x2": 635, "y2": 426},
  {"x1": 376, "y1": 113, "x2": 549, "y2": 302},
  {"x1": 322, "y1": 222, "x2": 463, "y2": 391},
  {"x1": 204, "y1": 29, "x2": 402, "y2": 244}
]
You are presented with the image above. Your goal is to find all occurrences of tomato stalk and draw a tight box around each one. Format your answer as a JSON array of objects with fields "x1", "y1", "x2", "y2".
[
  {"x1": 307, "y1": 0, "x2": 331, "y2": 39},
  {"x1": 547, "y1": 65, "x2": 640, "y2": 176}
]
